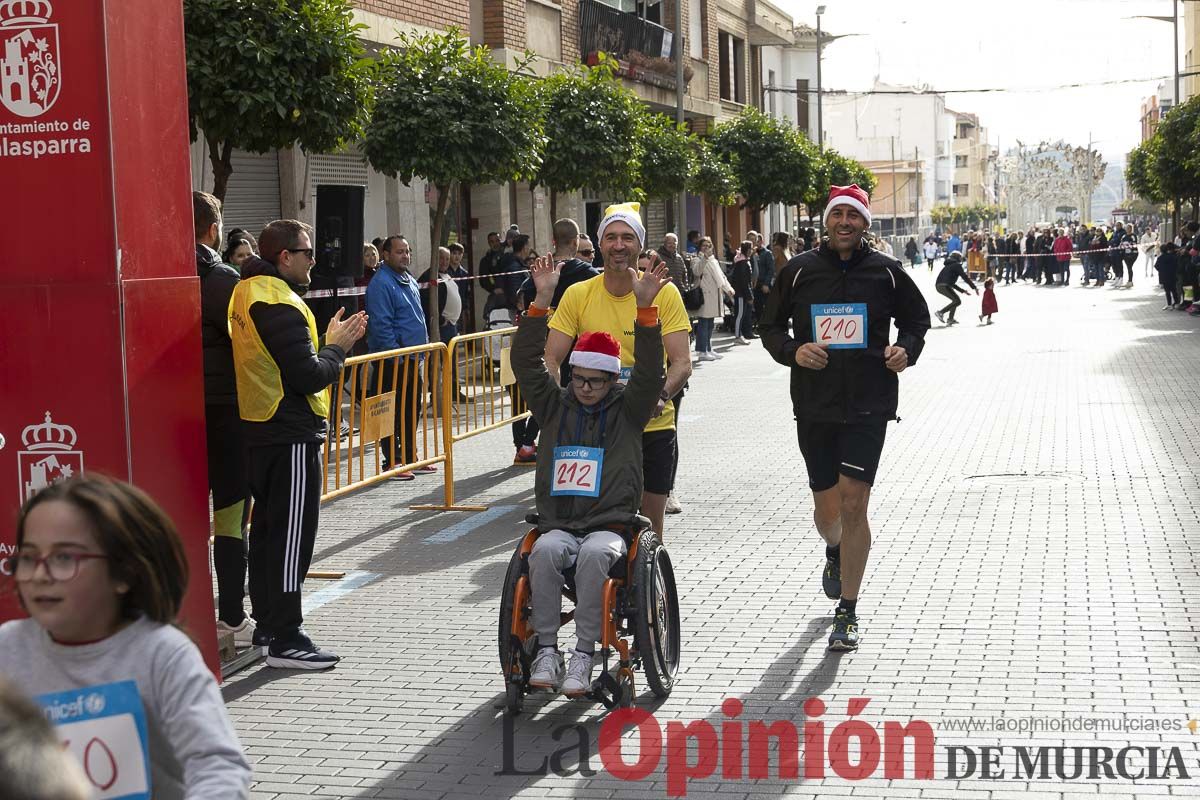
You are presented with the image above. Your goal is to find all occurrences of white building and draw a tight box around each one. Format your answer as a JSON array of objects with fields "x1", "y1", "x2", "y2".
[{"x1": 821, "y1": 81, "x2": 957, "y2": 237}]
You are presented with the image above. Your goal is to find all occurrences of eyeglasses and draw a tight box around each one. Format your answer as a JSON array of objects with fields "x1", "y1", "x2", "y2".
[
  {"x1": 570, "y1": 374, "x2": 612, "y2": 390},
  {"x1": 14, "y1": 550, "x2": 109, "y2": 582},
  {"x1": 283, "y1": 248, "x2": 314, "y2": 260}
]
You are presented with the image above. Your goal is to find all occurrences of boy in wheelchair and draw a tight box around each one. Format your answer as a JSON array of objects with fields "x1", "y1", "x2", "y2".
[{"x1": 510, "y1": 254, "x2": 669, "y2": 696}]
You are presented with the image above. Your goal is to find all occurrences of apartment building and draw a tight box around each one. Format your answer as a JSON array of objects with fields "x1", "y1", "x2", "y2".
[
  {"x1": 823, "y1": 82, "x2": 957, "y2": 237},
  {"x1": 950, "y1": 110, "x2": 997, "y2": 209}
]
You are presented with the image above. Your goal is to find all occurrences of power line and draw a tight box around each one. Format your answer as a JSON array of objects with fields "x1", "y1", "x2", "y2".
[{"x1": 770, "y1": 75, "x2": 1171, "y2": 96}]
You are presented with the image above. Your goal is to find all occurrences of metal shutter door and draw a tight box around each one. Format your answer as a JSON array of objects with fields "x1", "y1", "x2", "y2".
[{"x1": 222, "y1": 150, "x2": 282, "y2": 239}]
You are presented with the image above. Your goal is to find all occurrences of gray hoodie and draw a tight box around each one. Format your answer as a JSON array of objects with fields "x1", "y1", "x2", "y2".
[{"x1": 512, "y1": 313, "x2": 664, "y2": 534}]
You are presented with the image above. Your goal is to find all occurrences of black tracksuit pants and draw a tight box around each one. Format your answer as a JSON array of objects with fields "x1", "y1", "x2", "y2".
[{"x1": 248, "y1": 441, "x2": 322, "y2": 643}]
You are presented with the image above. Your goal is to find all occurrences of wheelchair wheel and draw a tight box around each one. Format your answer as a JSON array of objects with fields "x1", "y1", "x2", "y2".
[
  {"x1": 499, "y1": 540, "x2": 534, "y2": 711},
  {"x1": 631, "y1": 531, "x2": 680, "y2": 697}
]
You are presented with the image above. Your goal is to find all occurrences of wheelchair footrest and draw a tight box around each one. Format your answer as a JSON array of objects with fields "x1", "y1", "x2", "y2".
[{"x1": 588, "y1": 670, "x2": 623, "y2": 710}]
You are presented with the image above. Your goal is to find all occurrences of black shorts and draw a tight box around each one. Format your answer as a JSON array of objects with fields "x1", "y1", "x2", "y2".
[
  {"x1": 642, "y1": 429, "x2": 677, "y2": 495},
  {"x1": 796, "y1": 419, "x2": 888, "y2": 491}
]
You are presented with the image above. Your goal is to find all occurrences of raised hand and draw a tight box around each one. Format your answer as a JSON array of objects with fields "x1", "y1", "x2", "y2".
[
  {"x1": 529, "y1": 253, "x2": 561, "y2": 307},
  {"x1": 326, "y1": 308, "x2": 368, "y2": 351},
  {"x1": 629, "y1": 261, "x2": 670, "y2": 308}
]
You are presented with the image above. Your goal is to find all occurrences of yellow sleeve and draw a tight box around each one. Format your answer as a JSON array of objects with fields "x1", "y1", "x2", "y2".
[
  {"x1": 655, "y1": 283, "x2": 692, "y2": 335},
  {"x1": 548, "y1": 281, "x2": 583, "y2": 337}
]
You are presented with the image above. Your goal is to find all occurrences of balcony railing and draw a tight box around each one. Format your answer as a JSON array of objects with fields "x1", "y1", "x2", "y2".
[{"x1": 579, "y1": 0, "x2": 684, "y2": 91}]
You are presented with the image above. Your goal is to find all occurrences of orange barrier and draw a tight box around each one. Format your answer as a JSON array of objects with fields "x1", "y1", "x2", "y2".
[
  {"x1": 319, "y1": 328, "x2": 536, "y2": 511},
  {"x1": 321, "y1": 342, "x2": 448, "y2": 502},
  {"x1": 411, "y1": 326, "x2": 531, "y2": 512}
]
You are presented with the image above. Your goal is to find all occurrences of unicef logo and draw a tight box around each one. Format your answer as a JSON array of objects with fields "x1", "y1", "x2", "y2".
[{"x1": 84, "y1": 692, "x2": 105, "y2": 715}]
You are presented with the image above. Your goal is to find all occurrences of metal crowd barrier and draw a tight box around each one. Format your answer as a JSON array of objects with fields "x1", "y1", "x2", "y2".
[
  {"x1": 318, "y1": 328, "x2": 534, "y2": 511},
  {"x1": 321, "y1": 342, "x2": 448, "y2": 502},
  {"x1": 410, "y1": 326, "x2": 531, "y2": 511}
]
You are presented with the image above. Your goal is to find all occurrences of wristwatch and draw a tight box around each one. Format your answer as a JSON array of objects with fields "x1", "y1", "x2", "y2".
[{"x1": 659, "y1": 390, "x2": 671, "y2": 402}]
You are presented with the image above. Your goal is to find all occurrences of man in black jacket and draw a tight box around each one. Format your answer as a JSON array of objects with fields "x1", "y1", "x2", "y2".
[
  {"x1": 934, "y1": 251, "x2": 979, "y2": 325},
  {"x1": 229, "y1": 219, "x2": 367, "y2": 669},
  {"x1": 194, "y1": 192, "x2": 256, "y2": 647},
  {"x1": 761, "y1": 184, "x2": 930, "y2": 652}
]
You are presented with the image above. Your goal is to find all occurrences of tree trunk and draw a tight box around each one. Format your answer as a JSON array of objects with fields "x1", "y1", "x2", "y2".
[
  {"x1": 208, "y1": 135, "x2": 234, "y2": 203},
  {"x1": 550, "y1": 189, "x2": 558, "y2": 222},
  {"x1": 428, "y1": 183, "x2": 453, "y2": 340}
]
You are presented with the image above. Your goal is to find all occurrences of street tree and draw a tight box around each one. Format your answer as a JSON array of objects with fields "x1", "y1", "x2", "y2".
[
  {"x1": 710, "y1": 107, "x2": 816, "y2": 216},
  {"x1": 634, "y1": 112, "x2": 695, "y2": 228},
  {"x1": 1125, "y1": 138, "x2": 1165, "y2": 206},
  {"x1": 183, "y1": 0, "x2": 373, "y2": 201},
  {"x1": 534, "y1": 57, "x2": 642, "y2": 218},
  {"x1": 364, "y1": 29, "x2": 543, "y2": 335},
  {"x1": 688, "y1": 137, "x2": 737, "y2": 208},
  {"x1": 1150, "y1": 95, "x2": 1200, "y2": 225},
  {"x1": 806, "y1": 148, "x2": 876, "y2": 222}
]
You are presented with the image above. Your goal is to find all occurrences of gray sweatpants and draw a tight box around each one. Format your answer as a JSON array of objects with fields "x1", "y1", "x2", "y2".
[{"x1": 529, "y1": 529, "x2": 627, "y2": 653}]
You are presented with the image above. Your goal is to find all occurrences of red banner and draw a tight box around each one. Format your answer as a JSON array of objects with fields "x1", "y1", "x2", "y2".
[{"x1": 0, "y1": 0, "x2": 217, "y2": 673}]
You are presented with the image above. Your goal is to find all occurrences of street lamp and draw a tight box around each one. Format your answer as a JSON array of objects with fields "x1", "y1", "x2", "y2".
[{"x1": 816, "y1": 5, "x2": 826, "y2": 153}]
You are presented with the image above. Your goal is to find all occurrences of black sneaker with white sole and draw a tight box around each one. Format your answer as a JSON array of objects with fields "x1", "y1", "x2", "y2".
[
  {"x1": 266, "y1": 634, "x2": 340, "y2": 670},
  {"x1": 827, "y1": 608, "x2": 860, "y2": 652}
]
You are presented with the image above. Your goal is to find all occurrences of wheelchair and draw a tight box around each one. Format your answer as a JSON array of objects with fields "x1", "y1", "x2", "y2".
[{"x1": 498, "y1": 512, "x2": 681, "y2": 714}]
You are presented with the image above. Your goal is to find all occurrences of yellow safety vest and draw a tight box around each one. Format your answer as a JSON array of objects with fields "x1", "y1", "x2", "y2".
[{"x1": 228, "y1": 275, "x2": 330, "y2": 422}]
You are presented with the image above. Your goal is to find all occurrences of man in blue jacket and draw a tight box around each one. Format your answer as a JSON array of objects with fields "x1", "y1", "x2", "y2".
[{"x1": 366, "y1": 235, "x2": 431, "y2": 479}]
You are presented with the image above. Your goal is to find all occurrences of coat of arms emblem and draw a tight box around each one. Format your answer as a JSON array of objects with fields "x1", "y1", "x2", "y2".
[
  {"x1": 0, "y1": 0, "x2": 60, "y2": 118},
  {"x1": 18, "y1": 411, "x2": 83, "y2": 503}
]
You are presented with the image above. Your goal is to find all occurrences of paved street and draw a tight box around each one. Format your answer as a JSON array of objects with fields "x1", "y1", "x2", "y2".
[{"x1": 223, "y1": 261, "x2": 1200, "y2": 799}]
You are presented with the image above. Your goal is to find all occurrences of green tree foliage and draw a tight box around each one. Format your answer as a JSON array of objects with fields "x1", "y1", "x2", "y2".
[
  {"x1": 1149, "y1": 96, "x2": 1200, "y2": 221},
  {"x1": 709, "y1": 107, "x2": 816, "y2": 214},
  {"x1": 364, "y1": 29, "x2": 543, "y2": 332},
  {"x1": 183, "y1": 0, "x2": 373, "y2": 201},
  {"x1": 1125, "y1": 139, "x2": 1164, "y2": 204},
  {"x1": 688, "y1": 137, "x2": 737, "y2": 207},
  {"x1": 634, "y1": 113, "x2": 695, "y2": 200},
  {"x1": 807, "y1": 148, "x2": 877, "y2": 218},
  {"x1": 534, "y1": 56, "x2": 642, "y2": 216}
]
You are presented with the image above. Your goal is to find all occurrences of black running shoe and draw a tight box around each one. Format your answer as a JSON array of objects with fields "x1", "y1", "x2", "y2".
[
  {"x1": 266, "y1": 633, "x2": 340, "y2": 670},
  {"x1": 822, "y1": 555, "x2": 841, "y2": 600},
  {"x1": 828, "y1": 608, "x2": 860, "y2": 652}
]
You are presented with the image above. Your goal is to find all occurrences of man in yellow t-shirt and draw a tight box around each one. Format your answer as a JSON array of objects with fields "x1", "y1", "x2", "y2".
[{"x1": 546, "y1": 203, "x2": 692, "y2": 535}]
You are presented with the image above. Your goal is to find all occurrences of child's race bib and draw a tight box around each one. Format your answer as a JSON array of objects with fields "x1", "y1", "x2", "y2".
[
  {"x1": 550, "y1": 445, "x2": 604, "y2": 497},
  {"x1": 811, "y1": 303, "x2": 867, "y2": 349},
  {"x1": 36, "y1": 680, "x2": 152, "y2": 799}
]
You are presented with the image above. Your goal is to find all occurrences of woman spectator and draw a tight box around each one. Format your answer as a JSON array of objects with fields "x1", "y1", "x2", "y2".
[
  {"x1": 693, "y1": 236, "x2": 735, "y2": 362},
  {"x1": 222, "y1": 229, "x2": 256, "y2": 270},
  {"x1": 904, "y1": 237, "x2": 920, "y2": 269}
]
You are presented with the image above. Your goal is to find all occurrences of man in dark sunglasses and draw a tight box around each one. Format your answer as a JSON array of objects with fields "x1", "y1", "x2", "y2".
[{"x1": 229, "y1": 219, "x2": 367, "y2": 670}]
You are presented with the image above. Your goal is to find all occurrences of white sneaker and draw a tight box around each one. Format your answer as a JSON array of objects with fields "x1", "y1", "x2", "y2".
[
  {"x1": 697, "y1": 352, "x2": 715, "y2": 362},
  {"x1": 734, "y1": 337, "x2": 751, "y2": 346},
  {"x1": 708, "y1": 350, "x2": 723, "y2": 359},
  {"x1": 216, "y1": 617, "x2": 257, "y2": 648},
  {"x1": 528, "y1": 647, "x2": 563, "y2": 690},
  {"x1": 665, "y1": 492, "x2": 683, "y2": 514},
  {"x1": 561, "y1": 649, "x2": 595, "y2": 697}
]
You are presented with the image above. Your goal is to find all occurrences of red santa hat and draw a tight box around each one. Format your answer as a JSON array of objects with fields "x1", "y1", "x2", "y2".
[
  {"x1": 822, "y1": 184, "x2": 872, "y2": 228},
  {"x1": 569, "y1": 331, "x2": 622, "y2": 374}
]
